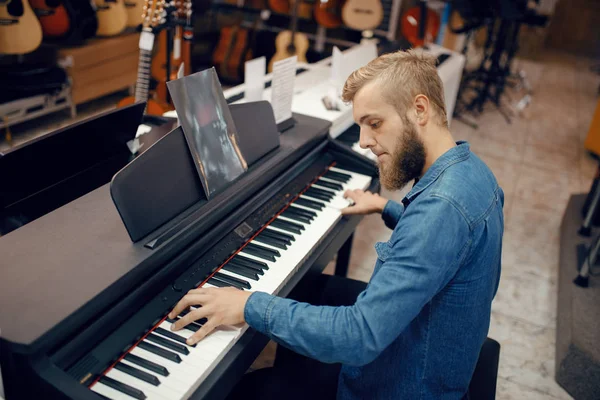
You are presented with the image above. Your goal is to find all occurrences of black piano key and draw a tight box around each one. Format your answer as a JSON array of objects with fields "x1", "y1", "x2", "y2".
[
  {"x1": 99, "y1": 375, "x2": 146, "y2": 400},
  {"x1": 281, "y1": 209, "x2": 312, "y2": 224},
  {"x1": 137, "y1": 341, "x2": 182, "y2": 363},
  {"x1": 262, "y1": 228, "x2": 295, "y2": 242},
  {"x1": 254, "y1": 235, "x2": 288, "y2": 250},
  {"x1": 243, "y1": 243, "x2": 280, "y2": 261},
  {"x1": 214, "y1": 272, "x2": 252, "y2": 290},
  {"x1": 316, "y1": 179, "x2": 344, "y2": 191},
  {"x1": 155, "y1": 327, "x2": 196, "y2": 348},
  {"x1": 294, "y1": 197, "x2": 325, "y2": 211},
  {"x1": 324, "y1": 170, "x2": 351, "y2": 183},
  {"x1": 167, "y1": 316, "x2": 204, "y2": 332},
  {"x1": 234, "y1": 254, "x2": 269, "y2": 269},
  {"x1": 178, "y1": 309, "x2": 208, "y2": 325},
  {"x1": 146, "y1": 334, "x2": 190, "y2": 355},
  {"x1": 307, "y1": 186, "x2": 337, "y2": 198},
  {"x1": 222, "y1": 264, "x2": 260, "y2": 281},
  {"x1": 208, "y1": 277, "x2": 232, "y2": 288},
  {"x1": 271, "y1": 218, "x2": 304, "y2": 234},
  {"x1": 229, "y1": 257, "x2": 266, "y2": 274},
  {"x1": 304, "y1": 189, "x2": 333, "y2": 202},
  {"x1": 124, "y1": 353, "x2": 169, "y2": 377},
  {"x1": 289, "y1": 205, "x2": 317, "y2": 218},
  {"x1": 114, "y1": 362, "x2": 160, "y2": 386}
]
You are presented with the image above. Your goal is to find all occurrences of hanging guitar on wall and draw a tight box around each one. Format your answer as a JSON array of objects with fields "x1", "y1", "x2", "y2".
[
  {"x1": 268, "y1": 0, "x2": 309, "y2": 72},
  {"x1": 94, "y1": 0, "x2": 127, "y2": 36},
  {"x1": 29, "y1": 0, "x2": 70, "y2": 38},
  {"x1": 341, "y1": 0, "x2": 384, "y2": 31},
  {"x1": 117, "y1": 0, "x2": 173, "y2": 115},
  {"x1": 0, "y1": 0, "x2": 43, "y2": 54}
]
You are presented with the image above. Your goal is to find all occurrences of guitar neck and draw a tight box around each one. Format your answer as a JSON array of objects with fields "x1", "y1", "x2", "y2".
[{"x1": 134, "y1": 47, "x2": 153, "y2": 102}]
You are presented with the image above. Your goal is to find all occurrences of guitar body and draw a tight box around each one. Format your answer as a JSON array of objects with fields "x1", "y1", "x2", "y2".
[
  {"x1": 0, "y1": 0, "x2": 43, "y2": 54},
  {"x1": 314, "y1": 0, "x2": 344, "y2": 28},
  {"x1": 118, "y1": 95, "x2": 173, "y2": 116},
  {"x1": 268, "y1": 30, "x2": 309, "y2": 71},
  {"x1": 124, "y1": 0, "x2": 143, "y2": 27},
  {"x1": 341, "y1": 0, "x2": 383, "y2": 31},
  {"x1": 29, "y1": 0, "x2": 70, "y2": 38},
  {"x1": 401, "y1": 6, "x2": 440, "y2": 47},
  {"x1": 94, "y1": 0, "x2": 127, "y2": 36}
]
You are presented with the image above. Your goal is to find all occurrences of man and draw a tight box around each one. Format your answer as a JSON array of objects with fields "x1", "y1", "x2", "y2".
[{"x1": 168, "y1": 50, "x2": 504, "y2": 399}]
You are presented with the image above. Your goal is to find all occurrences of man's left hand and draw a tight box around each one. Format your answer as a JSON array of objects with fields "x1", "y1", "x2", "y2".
[{"x1": 168, "y1": 287, "x2": 253, "y2": 345}]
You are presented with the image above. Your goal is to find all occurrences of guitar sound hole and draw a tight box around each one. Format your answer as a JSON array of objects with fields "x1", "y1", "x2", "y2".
[
  {"x1": 45, "y1": 0, "x2": 61, "y2": 8},
  {"x1": 353, "y1": 8, "x2": 373, "y2": 15},
  {"x1": 7, "y1": 0, "x2": 24, "y2": 17}
]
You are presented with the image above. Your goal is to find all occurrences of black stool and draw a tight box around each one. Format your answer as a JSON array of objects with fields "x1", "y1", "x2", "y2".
[{"x1": 468, "y1": 337, "x2": 501, "y2": 400}]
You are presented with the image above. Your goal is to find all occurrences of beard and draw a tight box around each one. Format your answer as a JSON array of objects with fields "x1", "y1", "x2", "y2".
[{"x1": 378, "y1": 117, "x2": 426, "y2": 191}]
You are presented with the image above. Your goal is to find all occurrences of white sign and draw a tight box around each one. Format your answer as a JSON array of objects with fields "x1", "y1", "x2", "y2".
[
  {"x1": 244, "y1": 56, "x2": 266, "y2": 102},
  {"x1": 271, "y1": 56, "x2": 297, "y2": 125}
]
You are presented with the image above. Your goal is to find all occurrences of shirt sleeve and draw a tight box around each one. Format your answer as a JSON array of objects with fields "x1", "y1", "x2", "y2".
[
  {"x1": 244, "y1": 194, "x2": 471, "y2": 366},
  {"x1": 381, "y1": 200, "x2": 405, "y2": 230}
]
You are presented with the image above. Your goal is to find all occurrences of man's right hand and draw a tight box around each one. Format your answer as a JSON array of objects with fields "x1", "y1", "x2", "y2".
[{"x1": 342, "y1": 189, "x2": 388, "y2": 216}]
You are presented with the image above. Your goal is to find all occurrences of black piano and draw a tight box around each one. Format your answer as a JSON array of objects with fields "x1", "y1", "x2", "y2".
[{"x1": 0, "y1": 102, "x2": 379, "y2": 400}]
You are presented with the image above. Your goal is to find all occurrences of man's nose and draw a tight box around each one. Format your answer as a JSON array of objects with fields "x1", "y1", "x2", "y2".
[{"x1": 359, "y1": 128, "x2": 376, "y2": 149}]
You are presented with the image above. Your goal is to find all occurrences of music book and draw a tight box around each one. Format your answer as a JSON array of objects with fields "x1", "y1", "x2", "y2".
[{"x1": 167, "y1": 67, "x2": 248, "y2": 198}]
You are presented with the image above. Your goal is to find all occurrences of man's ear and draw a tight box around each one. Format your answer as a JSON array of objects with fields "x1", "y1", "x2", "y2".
[{"x1": 414, "y1": 95, "x2": 430, "y2": 127}]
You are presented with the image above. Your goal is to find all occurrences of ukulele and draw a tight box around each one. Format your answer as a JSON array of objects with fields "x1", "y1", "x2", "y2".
[
  {"x1": 117, "y1": 0, "x2": 172, "y2": 115},
  {"x1": 0, "y1": 0, "x2": 43, "y2": 54},
  {"x1": 94, "y1": 0, "x2": 127, "y2": 36},
  {"x1": 124, "y1": 0, "x2": 144, "y2": 27},
  {"x1": 341, "y1": 0, "x2": 383, "y2": 31},
  {"x1": 314, "y1": 0, "x2": 344, "y2": 29},
  {"x1": 268, "y1": 0, "x2": 308, "y2": 72},
  {"x1": 29, "y1": 0, "x2": 70, "y2": 38}
]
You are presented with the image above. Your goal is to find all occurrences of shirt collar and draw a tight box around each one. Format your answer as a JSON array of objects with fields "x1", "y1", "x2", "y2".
[{"x1": 401, "y1": 141, "x2": 471, "y2": 207}]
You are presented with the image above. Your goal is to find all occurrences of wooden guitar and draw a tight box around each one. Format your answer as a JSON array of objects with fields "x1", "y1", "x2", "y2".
[
  {"x1": 314, "y1": 0, "x2": 344, "y2": 29},
  {"x1": 268, "y1": 0, "x2": 309, "y2": 72},
  {"x1": 94, "y1": 0, "x2": 127, "y2": 36},
  {"x1": 341, "y1": 0, "x2": 383, "y2": 31},
  {"x1": 117, "y1": 0, "x2": 172, "y2": 115},
  {"x1": 401, "y1": 4, "x2": 440, "y2": 47},
  {"x1": 0, "y1": 0, "x2": 43, "y2": 54},
  {"x1": 124, "y1": 0, "x2": 144, "y2": 27},
  {"x1": 29, "y1": 0, "x2": 70, "y2": 38},
  {"x1": 268, "y1": 0, "x2": 312, "y2": 18}
]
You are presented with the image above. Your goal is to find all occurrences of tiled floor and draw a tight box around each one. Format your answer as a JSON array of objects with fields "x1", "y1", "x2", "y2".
[{"x1": 2, "y1": 49, "x2": 598, "y2": 399}]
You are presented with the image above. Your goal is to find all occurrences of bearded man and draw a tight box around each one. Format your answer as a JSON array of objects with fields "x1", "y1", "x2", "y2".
[{"x1": 168, "y1": 50, "x2": 504, "y2": 400}]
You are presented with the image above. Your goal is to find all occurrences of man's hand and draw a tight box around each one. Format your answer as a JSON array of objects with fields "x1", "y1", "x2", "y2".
[
  {"x1": 168, "y1": 287, "x2": 252, "y2": 345},
  {"x1": 342, "y1": 189, "x2": 388, "y2": 216}
]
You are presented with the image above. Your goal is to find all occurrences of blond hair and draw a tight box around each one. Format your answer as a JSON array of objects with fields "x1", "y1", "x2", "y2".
[{"x1": 341, "y1": 49, "x2": 448, "y2": 127}]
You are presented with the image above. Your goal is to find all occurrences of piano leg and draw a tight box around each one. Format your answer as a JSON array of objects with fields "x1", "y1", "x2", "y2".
[{"x1": 334, "y1": 233, "x2": 354, "y2": 277}]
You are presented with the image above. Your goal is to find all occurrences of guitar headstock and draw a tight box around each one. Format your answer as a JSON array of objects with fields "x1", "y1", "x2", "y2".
[{"x1": 141, "y1": 0, "x2": 166, "y2": 30}]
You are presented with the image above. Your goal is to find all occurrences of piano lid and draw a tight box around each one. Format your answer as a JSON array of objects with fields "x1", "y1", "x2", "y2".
[{"x1": 0, "y1": 112, "x2": 330, "y2": 349}]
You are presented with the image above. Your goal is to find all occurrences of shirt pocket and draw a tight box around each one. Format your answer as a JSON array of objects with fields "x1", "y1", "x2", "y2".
[{"x1": 375, "y1": 241, "x2": 392, "y2": 263}]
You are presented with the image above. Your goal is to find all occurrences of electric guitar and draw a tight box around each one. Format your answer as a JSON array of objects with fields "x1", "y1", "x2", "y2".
[
  {"x1": 117, "y1": 0, "x2": 172, "y2": 115},
  {"x1": 0, "y1": 0, "x2": 43, "y2": 54},
  {"x1": 124, "y1": 0, "x2": 144, "y2": 27},
  {"x1": 94, "y1": 0, "x2": 127, "y2": 36},
  {"x1": 341, "y1": 0, "x2": 383, "y2": 31},
  {"x1": 268, "y1": 0, "x2": 309, "y2": 72},
  {"x1": 29, "y1": 0, "x2": 70, "y2": 38}
]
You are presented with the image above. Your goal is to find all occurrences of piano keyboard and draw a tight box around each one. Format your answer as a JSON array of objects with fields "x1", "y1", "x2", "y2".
[
  {"x1": 336, "y1": 124, "x2": 377, "y2": 162},
  {"x1": 88, "y1": 165, "x2": 372, "y2": 400}
]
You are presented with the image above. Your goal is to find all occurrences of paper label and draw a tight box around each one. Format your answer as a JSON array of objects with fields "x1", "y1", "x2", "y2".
[
  {"x1": 331, "y1": 46, "x2": 343, "y2": 92},
  {"x1": 271, "y1": 56, "x2": 297, "y2": 124},
  {"x1": 139, "y1": 30, "x2": 155, "y2": 51},
  {"x1": 173, "y1": 36, "x2": 181, "y2": 60},
  {"x1": 244, "y1": 56, "x2": 266, "y2": 102}
]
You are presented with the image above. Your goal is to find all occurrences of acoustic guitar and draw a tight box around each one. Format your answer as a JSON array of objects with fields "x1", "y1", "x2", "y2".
[
  {"x1": 0, "y1": 0, "x2": 43, "y2": 54},
  {"x1": 124, "y1": 0, "x2": 144, "y2": 27},
  {"x1": 268, "y1": 0, "x2": 308, "y2": 72},
  {"x1": 341, "y1": 0, "x2": 383, "y2": 31},
  {"x1": 29, "y1": 0, "x2": 70, "y2": 38},
  {"x1": 117, "y1": 0, "x2": 173, "y2": 115},
  {"x1": 94, "y1": 0, "x2": 127, "y2": 36},
  {"x1": 314, "y1": 0, "x2": 344, "y2": 29},
  {"x1": 401, "y1": 4, "x2": 440, "y2": 47},
  {"x1": 268, "y1": 0, "x2": 312, "y2": 18}
]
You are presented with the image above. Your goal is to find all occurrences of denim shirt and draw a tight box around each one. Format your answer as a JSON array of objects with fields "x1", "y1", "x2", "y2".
[{"x1": 244, "y1": 141, "x2": 503, "y2": 399}]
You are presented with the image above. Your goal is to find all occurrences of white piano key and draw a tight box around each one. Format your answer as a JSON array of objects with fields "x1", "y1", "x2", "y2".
[{"x1": 91, "y1": 380, "x2": 135, "y2": 400}]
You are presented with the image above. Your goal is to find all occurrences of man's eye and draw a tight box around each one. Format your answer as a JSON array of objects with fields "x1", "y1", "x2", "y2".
[{"x1": 371, "y1": 121, "x2": 381, "y2": 129}]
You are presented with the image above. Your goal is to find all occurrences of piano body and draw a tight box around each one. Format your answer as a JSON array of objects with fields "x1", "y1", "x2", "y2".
[{"x1": 0, "y1": 102, "x2": 380, "y2": 400}]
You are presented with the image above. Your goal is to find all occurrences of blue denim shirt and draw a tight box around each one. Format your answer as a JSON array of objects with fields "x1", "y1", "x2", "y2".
[{"x1": 244, "y1": 141, "x2": 503, "y2": 399}]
